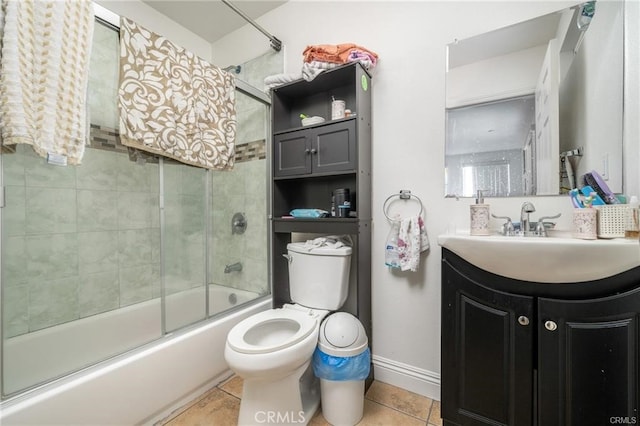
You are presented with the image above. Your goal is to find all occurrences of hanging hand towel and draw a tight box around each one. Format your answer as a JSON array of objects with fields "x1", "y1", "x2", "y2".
[
  {"x1": 397, "y1": 216, "x2": 430, "y2": 272},
  {"x1": 0, "y1": 0, "x2": 94, "y2": 164},
  {"x1": 118, "y1": 18, "x2": 236, "y2": 170}
]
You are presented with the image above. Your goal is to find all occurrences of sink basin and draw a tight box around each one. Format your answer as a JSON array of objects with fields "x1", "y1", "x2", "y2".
[{"x1": 438, "y1": 232, "x2": 640, "y2": 283}]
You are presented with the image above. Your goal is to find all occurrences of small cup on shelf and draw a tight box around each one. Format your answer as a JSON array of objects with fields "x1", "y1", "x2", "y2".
[{"x1": 572, "y1": 208, "x2": 597, "y2": 240}]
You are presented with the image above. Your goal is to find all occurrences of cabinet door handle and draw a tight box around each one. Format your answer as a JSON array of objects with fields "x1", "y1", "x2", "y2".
[
  {"x1": 544, "y1": 320, "x2": 558, "y2": 331},
  {"x1": 310, "y1": 148, "x2": 317, "y2": 154},
  {"x1": 517, "y1": 316, "x2": 530, "y2": 326},
  {"x1": 305, "y1": 148, "x2": 311, "y2": 154}
]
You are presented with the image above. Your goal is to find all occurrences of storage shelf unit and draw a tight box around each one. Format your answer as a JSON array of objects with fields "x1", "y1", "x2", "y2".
[{"x1": 269, "y1": 62, "x2": 372, "y2": 341}]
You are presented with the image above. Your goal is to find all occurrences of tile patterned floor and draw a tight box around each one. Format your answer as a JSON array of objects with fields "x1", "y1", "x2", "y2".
[{"x1": 158, "y1": 375, "x2": 441, "y2": 426}]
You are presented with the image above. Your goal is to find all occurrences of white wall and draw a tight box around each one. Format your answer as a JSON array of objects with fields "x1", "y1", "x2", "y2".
[
  {"x1": 623, "y1": 0, "x2": 640, "y2": 197},
  {"x1": 212, "y1": 0, "x2": 638, "y2": 400}
]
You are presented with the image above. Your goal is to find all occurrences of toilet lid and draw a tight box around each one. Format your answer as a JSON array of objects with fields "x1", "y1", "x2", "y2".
[{"x1": 227, "y1": 308, "x2": 318, "y2": 354}]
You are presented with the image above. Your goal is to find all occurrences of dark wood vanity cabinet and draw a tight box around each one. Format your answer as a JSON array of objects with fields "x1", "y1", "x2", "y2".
[
  {"x1": 538, "y1": 292, "x2": 640, "y2": 426},
  {"x1": 442, "y1": 248, "x2": 640, "y2": 426},
  {"x1": 442, "y1": 254, "x2": 535, "y2": 426}
]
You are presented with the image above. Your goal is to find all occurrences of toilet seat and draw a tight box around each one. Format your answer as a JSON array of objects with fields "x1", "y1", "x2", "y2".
[{"x1": 227, "y1": 308, "x2": 319, "y2": 354}]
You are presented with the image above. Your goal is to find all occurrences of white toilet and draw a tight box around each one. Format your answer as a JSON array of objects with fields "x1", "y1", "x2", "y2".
[{"x1": 224, "y1": 242, "x2": 352, "y2": 425}]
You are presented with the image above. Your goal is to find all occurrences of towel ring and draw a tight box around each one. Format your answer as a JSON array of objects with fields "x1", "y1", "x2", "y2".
[{"x1": 383, "y1": 190, "x2": 424, "y2": 221}]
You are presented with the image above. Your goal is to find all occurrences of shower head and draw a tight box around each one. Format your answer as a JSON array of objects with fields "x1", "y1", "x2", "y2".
[{"x1": 223, "y1": 65, "x2": 241, "y2": 74}]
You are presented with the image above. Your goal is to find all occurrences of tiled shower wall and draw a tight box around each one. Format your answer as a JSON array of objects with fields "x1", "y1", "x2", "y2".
[
  {"x1": 2, "y1": 138, "x2": 270, "y2": 339},
  {"x1": 2, "y1": 24, "x2": 278, "y2": 339},
  {"x1": 2, "y1": 145, "x2": 162, "y2": 338},
  {"x1": 207, "y1": 49, "x2": 281, "y2": 296}
]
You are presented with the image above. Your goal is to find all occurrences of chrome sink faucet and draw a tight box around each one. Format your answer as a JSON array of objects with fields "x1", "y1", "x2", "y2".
[
  {"x1": 520, "y1": 201, "x2": 536, "y2": 235},
  {"x1": 494, "y1": 205, "x2": 561, "y2": 237}
]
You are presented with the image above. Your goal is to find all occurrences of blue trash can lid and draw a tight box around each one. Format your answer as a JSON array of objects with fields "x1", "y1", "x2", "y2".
[{"x1": 318, "y1": 312, "x2": 368, "y2": 357}]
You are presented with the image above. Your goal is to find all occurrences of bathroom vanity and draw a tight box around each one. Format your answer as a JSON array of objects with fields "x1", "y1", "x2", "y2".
[{"x1": 440, "y1": 239, "x2": 640, "y2": 426}]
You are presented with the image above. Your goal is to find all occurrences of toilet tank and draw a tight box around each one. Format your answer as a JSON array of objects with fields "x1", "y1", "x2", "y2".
[{"x1": 286, "y1": 243, "x2": 352, "y2": 310}]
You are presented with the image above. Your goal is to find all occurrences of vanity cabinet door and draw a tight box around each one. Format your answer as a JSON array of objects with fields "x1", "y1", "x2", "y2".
[
  {"x1": 538, "y1": 289, "x2": 640, "y2": 426},
  {"x1": 442, "y1": 260, "x2": 534, "y2": 426}
]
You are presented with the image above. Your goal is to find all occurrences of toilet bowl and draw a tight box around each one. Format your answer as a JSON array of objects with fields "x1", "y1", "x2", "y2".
[
  {"x1": 225, "y1": 304, "x2": 328, "y2": 379},
  {"x1": 224, "y1": 242, "x2": 352, "y2": 425},
  {"x1": 224, "y1": 304, "x2": 329, "y2": 425}
]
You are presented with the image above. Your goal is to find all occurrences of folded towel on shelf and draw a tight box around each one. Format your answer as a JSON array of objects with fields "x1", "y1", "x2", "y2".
[
  {"x1": 302, "y1": 61, "x2": 342, "y2": 81},
  {"x1": 302, "y1": 235, "x2": 353, "y2": 251},
  {"x1": 303, "y1": 43, "x2": 379, "y2": 67},
  {"x1": 300, "y1": 43, "x2": 379, "y2": 81},
  {"x1": 289, "y1": 209, "x2": 329, "y2": 218},
  {"x1": 346, "y1": 49, "x2": 377, "y2": 69},
  {"x1": 397, "y1": 216, "x2": 429, "y2": 272},
  {"x1": 264, "y1": 73, "x2": 302, "y2": 89}
]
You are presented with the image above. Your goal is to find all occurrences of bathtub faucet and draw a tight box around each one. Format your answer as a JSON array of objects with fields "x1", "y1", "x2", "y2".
[{"x1": 224, "y1": 262, "x2": 243, "y2": 273}]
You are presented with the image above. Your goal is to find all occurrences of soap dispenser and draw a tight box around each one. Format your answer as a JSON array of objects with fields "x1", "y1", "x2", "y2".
[{"x1": 470, "y1": 190, "x2": 490, "y2": 236}]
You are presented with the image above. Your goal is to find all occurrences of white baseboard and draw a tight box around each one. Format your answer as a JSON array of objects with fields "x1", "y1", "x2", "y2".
[{"x1": 372, "y1": 355, "x2": 440, "y2": 401}]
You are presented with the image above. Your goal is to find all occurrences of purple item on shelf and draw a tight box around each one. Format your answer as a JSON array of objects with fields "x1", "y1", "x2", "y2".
[{"x1": 583, "y1": 170, "x2": 619, "y2": 204}]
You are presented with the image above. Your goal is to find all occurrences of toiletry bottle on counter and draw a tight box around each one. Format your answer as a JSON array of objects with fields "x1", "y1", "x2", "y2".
[
  {"x1": 470, "y1": 190, "x2": 490, "y2": 236},
  {"x1": 625, "y1": 195, "x2": 639, "y2": 239}
]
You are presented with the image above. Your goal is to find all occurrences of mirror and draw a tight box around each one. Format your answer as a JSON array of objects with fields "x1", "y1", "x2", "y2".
[{"x1": 445, "y1": 1, "x2": 624, "y2": 197}]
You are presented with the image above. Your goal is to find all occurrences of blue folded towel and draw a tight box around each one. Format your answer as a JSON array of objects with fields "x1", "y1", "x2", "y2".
[{"x1": 289, "y1": 209, "x2": 329, "y2": 218}]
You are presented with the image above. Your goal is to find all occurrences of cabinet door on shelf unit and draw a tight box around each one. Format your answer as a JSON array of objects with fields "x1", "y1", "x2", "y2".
[
  {"x1": 274, "y1": 131, "x2": 311, "y2": 177},
  {"x1": 274, "y1": 120, "x2": 357, "y2": 178},
  {"x1": 313, "y1": 119, "x2": 356, "y2": 174},
  {"x1": 442, "y1": 260, "x2": 534, "y2": 426},
  {"x1": 538, "y1": 288, "x2": 640, "y2": 426}
]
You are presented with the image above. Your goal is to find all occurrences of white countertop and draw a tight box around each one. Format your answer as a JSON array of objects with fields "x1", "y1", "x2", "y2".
[{"x1": 438, "y1": 232, "x2": 640, "y2": 283}]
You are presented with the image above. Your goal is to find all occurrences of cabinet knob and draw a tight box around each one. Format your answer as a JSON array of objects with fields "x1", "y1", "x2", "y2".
[
  {"x1": 305, "y1": 148, "x2": 311, "y2": 154},
  {"x1": 544, "y1": 320, "x2": 558, "y2": 331},
  {"x1": 310, "y1": 148, "x2": 317, "y2": 154},
  {"x1": 517, "y1": 316, "x2": 530, "y2": 326}
]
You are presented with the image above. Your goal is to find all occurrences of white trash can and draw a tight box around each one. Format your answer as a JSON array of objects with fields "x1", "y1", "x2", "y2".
[{"x1": 314, "y1": 312, "x2": 370, "y2": 426}]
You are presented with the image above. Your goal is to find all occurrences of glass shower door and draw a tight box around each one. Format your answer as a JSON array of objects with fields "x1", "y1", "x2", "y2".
[{"x1": 163, "y1": 161, "x2": 208, "y2": 332}]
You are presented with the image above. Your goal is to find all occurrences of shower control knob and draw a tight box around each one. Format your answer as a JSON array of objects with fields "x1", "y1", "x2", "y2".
[
  {"x1": 544, "y1": 320, "x2": 558, "y2": 331},
  {"x1": 517, "y1": 316, "x2": 529, "y2": 326}
]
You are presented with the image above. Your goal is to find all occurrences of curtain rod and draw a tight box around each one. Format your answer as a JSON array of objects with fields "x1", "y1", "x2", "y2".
[{"x1": 221, "y1": 0, "x2": 282, "y2": 52}]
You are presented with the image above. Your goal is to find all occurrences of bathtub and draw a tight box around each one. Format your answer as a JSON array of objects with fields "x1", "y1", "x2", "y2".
[{"x1": 1, "y1": 284, "x2": 269, "y2": 425}]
